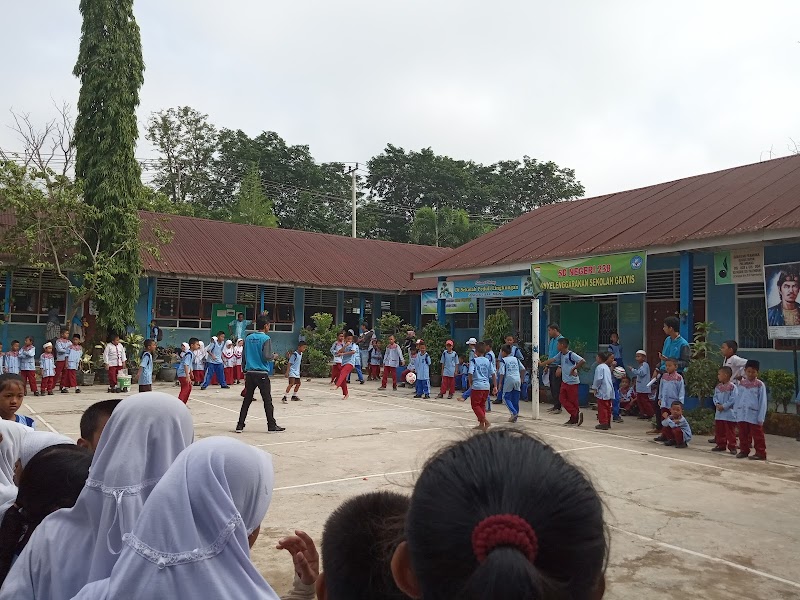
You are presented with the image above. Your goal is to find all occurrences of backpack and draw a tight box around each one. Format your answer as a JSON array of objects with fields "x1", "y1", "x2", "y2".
[{"x1": 155, "y1": 327, "x2": 163, "y2": 342}]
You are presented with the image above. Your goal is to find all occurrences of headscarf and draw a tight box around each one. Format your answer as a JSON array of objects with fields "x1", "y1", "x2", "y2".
[
  {"x1": 0, "y1": 393, "x2": 193, "y2": 600},
  {"x1": 0, "y1": 421, "x2": 29, "y2": 505},
  {"x1": 70, "y1": 437, "x2": 277, "y2": 600},
  {"x1": 20, "y1": 432, "x2": 74, "y2": 469}
]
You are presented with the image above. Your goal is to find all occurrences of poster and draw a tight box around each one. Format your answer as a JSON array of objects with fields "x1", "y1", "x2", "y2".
[
  {"x1": 422, "y1": 291, "x2": 477, "y2": 314},
  {"x1": 714, "y1": 247, "x2": 764, "y2": 285},
  {"x1": 764, "y1": 262, "x2": 800, "y2": 339},
  {"x1": 436, "y1": 275, "x2": 534, "y2": 300},
  {"x1": 531, "y1": 251, "x2": 646, "y2": 296}
]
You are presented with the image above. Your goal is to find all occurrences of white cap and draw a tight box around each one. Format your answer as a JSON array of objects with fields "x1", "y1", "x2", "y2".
[
  {"x1": 636, "y1": 349, "x2": 647, "y2": 356},
  {"x1": 43, "y1": 342, "x2": 53, "y2": 348},
  {"x1": 467, "y1": 337, "x2": 478, "y2": 345},
  {"x1": 416, "y1": 339, "x2": 424, "y2": 345}
]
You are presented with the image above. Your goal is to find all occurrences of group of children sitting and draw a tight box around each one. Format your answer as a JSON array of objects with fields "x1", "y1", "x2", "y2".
[{"x1": 0, "y1": 388, "x2": 610, "y2": 600}]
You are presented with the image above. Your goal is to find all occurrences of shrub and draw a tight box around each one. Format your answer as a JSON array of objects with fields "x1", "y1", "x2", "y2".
[
  {"x1": 761, "y1": 369, "x2": 796, "y2": 412},
  {"x1": 483, "y1": 309, "x2": 513, "y2": 351},
  {"x1": 683, "y1": 321, "x2": 720, "y2": 408},
  {"x1": 683, "y1": 407, "x2": 716, "y2": 436},
  {"x1": 300, "y1": 313, "x2": 346, "y2": 357},
  {"x1": 421, "y1": 320, "x2": 450, "y2": 377},
  {"x1": 376, "y1": 312, "x2": 412, "y2": 340}
]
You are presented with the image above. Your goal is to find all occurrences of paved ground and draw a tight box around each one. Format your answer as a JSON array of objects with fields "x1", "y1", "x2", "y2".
[{"x1": 22, "y1": 379, "x2": 800, "y2": 599}]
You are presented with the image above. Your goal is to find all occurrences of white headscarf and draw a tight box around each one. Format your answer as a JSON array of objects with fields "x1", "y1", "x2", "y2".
[
  {"x1": 0, "y1": 393, "x2": 193, "y2": 600},
  {"x1": 20, "y1": 432, "x2": 74, "y2": 469},
  {"x1": 0, "y1": 420, "x2": 30, "y2": 505},
  {"x1": 71, "y1": 437, "x2": 277, "y2": 600}
]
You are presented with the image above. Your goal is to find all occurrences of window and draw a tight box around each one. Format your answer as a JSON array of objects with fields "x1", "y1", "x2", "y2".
[
  {"x1": 263, "y1": 285, "x2": 295, "y2": 332},
  {"x1": 598, "y1": 302, "x2": 619, "y2": 345},
  {"x1": 9, "y1": 269, "x2": 68, "y2": 324},
  {"x1": 154, "y1": 278, "x2": 223, "y2": 329},
  {"x1": 381, "y1": 294, "x2": 412, "y2": 326},
  {"x1": 454, "y1": 313, "x2": 479, "y2": 329},
  {"x1": 484, "y1": 298, "x2": 533, "y2": 344},
  {"x1": 236, "y1": 284, "x2": 259, "y2": 321},
  {"x1": 646, "y1": 268, "x2": 706, "y2": 300},
  {"x1": 304, "y1": 288, "x2": 338, "y2": 328},
  {"x1": 737, "y1": 283, "x2": 772, "y2": 349}
]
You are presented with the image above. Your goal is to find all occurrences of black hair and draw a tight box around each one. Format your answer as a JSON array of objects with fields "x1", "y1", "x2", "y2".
[
  {"x1": 322, "y1": 491, "x2": 409, "y2": 600},
  {"x1": 236, "y1": 312, "x2": 244, "y2": 318},
  {"x1": 72, "y1": 334, "x2": 81, "y2": 341},
  {"x1": 188, "y1": 337, "x2": 199, "y2": 345},
  {"x1": 475, "y1": 341, "x2": 487, "y2": 354},
  {"x1": 719, "y1": 366, "x2": 733, "y2": 377},
  {"x1": 0, "y1": 444, "x2": 92, "y2": 586},
  {"x1": 10, "y1": 340, "x2": 19, "y2": 347},
  {"x1": 298, "y1": 341, "x2": 308, "y2": 348},
  {"x1": 60, "y1": 328, "x2": 69, "y2": 334},
  {"x1": 722, "y1": 340, "x2": 738, "y2": 352},
  {"x1": 548, "y1": 324, "x2": 560, "y2": 332},
  {"x1": 777, "y1": 269, "x2": 800, "y2": 288},
  {"x1": 670, "y1": 400, "x2": 683, "y2": 408},
  {"x1": 79, "y1": 399, "x2": 123, "y2": 441},
  {"x1": 23, "y1": 336, "x2": 33, "y2": 343},
  {"x1": 256, "y1": 315, "x2": 269, "y2": 330},
  {"x1": 663, "y1": 316, "x2": 680, "y2": 332},
  {"x1": 597, "y1": 351, "x2": 610, "y2": 361},
  {"x1": 142, "y1": 339, "x2": 155, "y2": 355},
  {"x1": 216, "y1": 330, "x2": 225, "y2": 337},
  {"x1": 0, "y1": 374, "x2": 24, "y2": 394},
  {"x1": 558, "y1": 337, "x2": 570, "y2": 347},
  {"x1": 405, "y1": 430, "x2": 607, "y2": 599},
  {"x1": 745, "y1": 359, "x2": 760, "y2": 371},
  {"x1": 501, "y1": 344, "x2": 512, "y2": 355},
  {"x1": 665, "y1": 357, "x2": 678, "y2": 365},
  {"x1": 109, "y1": 333, "x2": 120, "y2": 341},
  {"x1": 483, "y1": 339, "x2": 493, "y2": 349}
]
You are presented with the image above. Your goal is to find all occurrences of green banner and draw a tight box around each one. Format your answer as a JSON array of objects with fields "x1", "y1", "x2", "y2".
[
  {"x1": 714, "y1": 251, "x2": 732, "y2": 285},
  {"x1": 531, "y1": 251, "x2": 646, "y2": 296}
]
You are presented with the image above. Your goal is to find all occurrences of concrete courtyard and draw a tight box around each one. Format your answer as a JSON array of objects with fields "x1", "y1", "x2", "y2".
[{"x1": 21, "y1": 379, "x2": 800, "y2": 599}]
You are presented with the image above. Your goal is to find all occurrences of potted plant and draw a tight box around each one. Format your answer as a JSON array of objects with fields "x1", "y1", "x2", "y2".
[
  {"x1": 761, "y1": 369, "x2": 800, "y2": 437},
  {"x1": 273, "y1": 353, "x2": 288, "y2": 375},
  {"x1": 77, "y1": 351, "x2": 97, "y2": 386},
  {"x1": 683, "y1": 321, "x2": 720, "y2": 410},
  {"x1": 158, "y1": 348, "x2": 179, "y2": 382}
]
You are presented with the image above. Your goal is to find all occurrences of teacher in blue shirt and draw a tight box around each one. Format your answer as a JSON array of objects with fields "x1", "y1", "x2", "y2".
[{"x1": 229, "y1": 312, "x2": 252, "y2": 341}]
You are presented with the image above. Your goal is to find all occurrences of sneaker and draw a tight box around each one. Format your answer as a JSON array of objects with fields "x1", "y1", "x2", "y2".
[
  {"x1": 729, "y1": 448, "x2": 738, "y2": 455},
  {"x1": 413, "y1": 394, "x2": 422, "y2": 398},
  {"x1": 359, "y1": 380, "x2": 364, "y2": 385},
  {"x1": 291, "y1": 396, "x2": 301, "y2": 402},
  {"x1": 447, "y1": 394, "x2": 453, "y2": 399},
  {"x1": 735, "y1": 452, "x2": 749, "y2": 459},
  {"x1": 711, "y1": 446, "x2": 726, "y2": 452},
  {"x1": 547, "y1": 407, "x2": 556, "y2": 413},
  {"x1": 221, "y1": 386, "x2": 230, "y2": 389},
  {"x1": 281, "y1": 396, "x2": 288, "y2": 404},
  {"x1": 595, "y1": 424, "x2": 610, "y2": 430},
  {"x1": 577, "y1": 412, "x2": 584, "y2": 426},
  {"x1": 436, "y1": 394, "x2": 444, "y2": 399},
  {"x1": 200, "y1": 385, "x2": 208, "y2": 391},
  {"x1": 33, "y1": 391, "x2": 40, "y2": 397},
  {"x1": 748, "y1": 454, "x2": 766, "y2": 461},
  {"x1": 663, "y1": 440, "x2": 676, "y2": 446},
  {"x1": 613, "y1": 417, "x2": 624, "y2": 423},
  {"x1": 492, "y1": 399, "x2": 503, "y2": 405},
  {"x1": 424, "y1": 394, "x2": 430, "y2": 399},
  {"x1": 378, "y1": 386, "x2": 386, "y2": 390},
  {"x1": 508, "y1": 415, "x2": 518, "y2": 423},
  {"x1": 675, "y1": 443, "x2": 688, "y2": 449},
  {"x1": 268, "y1": 425, "x2": 286, "y2": 433},
  {"x1": 75, "y1": 388, "x2": 81, "y2": 394},
  {"x1": 653, "y1": 436, "x2": 666, "y2": 442},
  {"x1": 61, "y1": 388, "x2": 68, "y2": 394},
  {"x1": 563, "y1": 418, "x2": 577, "y2": 426},
  {"x1": 235, "y1": 426, "x2": 243, "y2": 433},
  {"x1": 708, "y1": 438, "x2": 717, "y2": 444}
]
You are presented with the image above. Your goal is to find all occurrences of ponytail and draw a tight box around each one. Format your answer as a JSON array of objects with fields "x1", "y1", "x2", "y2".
[
  {"x1": 462, "y1": 548, "x2": 544, "y2": 599},
  {"x1": 0, "y1": 505, "x2": 29, "y2": 585}
]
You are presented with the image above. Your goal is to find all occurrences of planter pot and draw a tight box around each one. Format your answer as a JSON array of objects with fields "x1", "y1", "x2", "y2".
[
  {"x1": 764, "y1": 412, "x2": 800, "y2": 437},
  {"x1": 429, "y1": 374, "x2": 442, "y2": 387},
  {"x1": 578, "y1": 383, "x2": 590, "y2": 407},
  {"x1": 95, "y1": 369, "x2": 108, "y2": 385},
  {"x1": 159, "y1": 366, "x2": 177, "y2": 383},
  {"x1": 78, "y1": 371, "x2": 95, "y2": 386}
]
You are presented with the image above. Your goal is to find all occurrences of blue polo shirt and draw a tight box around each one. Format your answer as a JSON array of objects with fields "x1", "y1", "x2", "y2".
[
  {"x1": 139, "y1": 352, "x2": 153, "y2": 385},
  {"x1": 244, "y1": 332, "x2": 273, "y2": 372},
  {"x1": 547, "y1": 335, "x2": 564, "y2": 364}
]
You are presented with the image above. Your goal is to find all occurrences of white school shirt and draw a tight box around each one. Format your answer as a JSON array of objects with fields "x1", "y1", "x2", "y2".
[
  {"x1": 103, "y1": 343, "x2": 127, "y2": 368},
  {"x1": 723, "y1": 355, "x2": 748, "y2": 382}
]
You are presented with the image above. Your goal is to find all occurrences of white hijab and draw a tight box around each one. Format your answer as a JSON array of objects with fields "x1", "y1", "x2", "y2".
[
  {"x1": 0, "y1": 393, "x2": 193, "y2": 600},
  {"x1": 71, "y1": 437, "x2": 278, "y2": 600},
  {"x1": 20, "y1": 432, "x2": 74, "y2": 469},
  {"x1": 0, "y1": 421, "x2": 30, "y2": 505}
]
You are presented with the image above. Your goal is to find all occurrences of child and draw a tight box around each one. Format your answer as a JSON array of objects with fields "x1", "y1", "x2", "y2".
[
  {"x1": 411, "y1": 341, "x2": 431, "y2": 399},
  {"x1": 456, "y1": 355, "x2": 469, "y2": 390},
  {"x1": 437, "y1": 340, "x2": 458, "y2": 399},
  {"x1": 592, "y1": 352, "x2": 614, "y2": 430},
  {"x1": 652, "y1": 358, "x2": 684, "y2": 439},
  {"x1": 330, "y1": 332, "x2": 345, "y2": 385},
  {"x1": 391, "y1": 430, "x2": 607, "y2": 600},
  {"x1": 721, "y1": 340, "x2": 747, "y2": 383},
  {"x1": 608, "y1": 332, "x2": 624, "y2": 369},
  {"x1": 19, "y1": 337, "x2": 38, "y2": 396},
  {"x1": 62, "y1": 334, "x2": 83, "y2": 394},
  {"x1": 222, "y1": 340, "x2": 236, "y2": 386},
  {"x1": 496, "y1": 335, "x2": 525, "y2": 406},
  {"x1": 39, "y1": 342, "x2": 56, "y2": 396},
  {"x1": 103, "y1": 334, "x2": 127, "y2": 394},
  {"x1": 379, "y1": 335, "x2": 404, "y2": 391},
  {"x1": 483, "y1": 340, "x2": 496, "y2": 411},
  {"x1": 77, "y1": 398, "x2": 122, "y2": 451},
  {"x1": 499, "y1": 344, "x2": 526, "y2": 422},
  {"x1": 138, "y1": 338, "x2": 156, "y2": 393},
  {"x1": 736, "y1": 360, "x2": 768, "y2": 460},
  {"x1": 348, "y1": 341, "x2": 365, "y2": 385},
  {"x1": 4, "y1": 341, "x2": 20, "y2": 375},
  {"x1": 659, "y1": 400, "x2": 692, "y2": 448},
  {"x1": 178, "y1": 338, "x2": 199, "y2": 404},
  {"x1": 459, "y1": 338, "x2": 478, "y2": 401},
  {"x1": 334, "y1": 334, "x2": 358, "y2": 399},
  {"x1": 628, "y1": 350, "x2": 654, "y2": 420},
  {"x1": 618, "y1": 376, "x2": 636, "y2": 415},
  {"x1": 460, "y1": 341, "x2": 496, "y2": 431},
  {"x1": 0, "y1": 374, "x2": 35, "y2": 429},
  {"x1": 557, "y1": 337, "x2": 585, "y2": 427},
  {"x1": 282, "y1": 341, "x2": 307, "y2": 403},
  {"x1": 711, "y1": 366, "x2": 738, "y2": 454},
  {"x1": 233, "y1": 339, "x2": 244, "y2": 384},
  {"x1": 192, "y1": 341, "x2": 206, "y2": 386},
  {"x1": 201, "y1": 332, "x2": 228, "y2": 389},
  {"x1": 368, "y1": 339, "x2": 383, "y2": 381},
  {"x1": 54, "y1": 329, "x2": 71, "y2": 391}
]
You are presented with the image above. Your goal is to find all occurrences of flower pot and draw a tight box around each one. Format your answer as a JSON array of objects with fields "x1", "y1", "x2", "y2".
[
  {"x1": 764, "y1": 412, "x2": 800, "y2": 437},
  {"x1": 159, "y1": 366, "x2": 178, "y2": 383},
  {"x1": 95, "y1": 369, "x2": 108, "y2": 385},
  {"x1": 429, "y1": 374, "x2": 442, "y2": 387},
  {"x1": 78, "y1": 371, "x2": 95, "y2": 386}
]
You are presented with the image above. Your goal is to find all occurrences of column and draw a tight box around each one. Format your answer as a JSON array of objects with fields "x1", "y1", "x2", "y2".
[
  {"x1": 437, "y1": 277, "x2": 447, "y2": 326},
  {"x1": 679, "y1": 251, "x2": 694, "y2": 341}
]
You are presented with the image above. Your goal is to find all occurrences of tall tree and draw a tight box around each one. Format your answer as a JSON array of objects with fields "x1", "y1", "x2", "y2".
[
  {"x1": 73, "y1": 0, "x2": 145, "y2": 334},
  {"x1": 232, "y1": 164, "x2": 277, "y2": 227},
  {"x1": 410, "y1": 206, "x2": 493, "y2": 248}
]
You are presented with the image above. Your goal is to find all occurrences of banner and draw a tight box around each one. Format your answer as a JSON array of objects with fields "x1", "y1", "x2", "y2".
[
  {"x1": 764, "y1": 262, "x2": 800, "y2": 339},
  {"x1": 421, "y1": 290, "x2": 477, "y2": 314},
  {"x1": 530, "y1": 251, "x2": 646, "y2": 296},
  {"x1": 436, "y1": 276, "x2": 534, "y2": 300},
  {"x1": 714, "y1": 247, "x2": 764, "y2": 285}
]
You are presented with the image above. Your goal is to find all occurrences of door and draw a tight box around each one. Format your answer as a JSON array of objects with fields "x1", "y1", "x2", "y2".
[{"x1": 645, "y1": 300, "x2": 706, "y2": 368}]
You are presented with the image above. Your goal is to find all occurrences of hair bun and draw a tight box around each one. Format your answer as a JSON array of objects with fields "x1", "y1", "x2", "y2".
[{"x1": 471, "y1": 514, "x2": 538, "y2": 563}]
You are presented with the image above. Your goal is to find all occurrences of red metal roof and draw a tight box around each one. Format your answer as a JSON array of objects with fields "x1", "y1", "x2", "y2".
[
  {"x1": 139, "y1": 211, "x2": 452, "y2": 292},
  {"x1": 417, "y1": 155, "x2": 800, "y2": 276}
]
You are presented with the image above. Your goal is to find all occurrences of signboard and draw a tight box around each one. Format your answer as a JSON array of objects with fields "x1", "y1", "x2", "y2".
[
  {"x1": 530, "y1": 251, "x2": 646, "y2": 296},
  {"x1": 436, "y1": 276, "x2": 534, "y2": 300},
  {"x1": 764, "y1": 262, "x2": 800, "y2": 339},
  {"x1": 714, "y1": 247, "x2": 764, "y2": 285},
  {"x1": 422, "y1": 291, "x2": 477, "y2": 314}
]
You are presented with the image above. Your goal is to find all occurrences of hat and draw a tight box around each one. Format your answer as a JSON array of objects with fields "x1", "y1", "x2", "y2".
[
  {"x1": 446, "y1": 340, "x2": 454, "y2": 346},
  {"x1": 635, "y1": 349, "x2": 647, "y2": 356},
  {"x1": 43, "y1": 342, "x2": 53, "y2": 348},
  {"x1": 416, "y1": 339, "x2": 424, "y2": 345},
  {"x1": 467, "y1": 337, "x2": 478, "y2": 345},
  {"x1": 407, "y1": 330, "x2": 415, "y2": 335}
]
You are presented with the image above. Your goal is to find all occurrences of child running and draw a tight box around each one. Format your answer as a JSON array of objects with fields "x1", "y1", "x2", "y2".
[
  {"x1": 659, "y1": 401, "x2": 692, "y2": 448},
  {"x1": 19, "y1": 337, "x2": 38, "y2": 397},
  {"x1": 592, "y1": 352, "x2": 615, "y2": 430},
  {"x1": 499, "y1": 344, "x2": 525, "y2": 422},
  {"x1": 379, "y1": 335, "x2": 403, "y2": 391},
  {"x1": 460, "y1": 341, "x2": 496, "y2": 431},
  {"x1": 711, "y1": 366, "x2": 737, "y2": 454},
  {"x1": 39, "y1": 342, "x2": 56, "y2": 396},
  {"x1": 0, "y1": 374, "x2": 35, "y2": 428},
  {"x1": 334, "y1": 333, "x2": 358, "y2": 400},
  {"x1": 736, "y1": 360, "x2": 768, "y2": 460},
  {"x1": 282, "y1": 341, "x2": 307, "y2": 403},
  {"x1": 330, "y1": 332, "x2": 345, "y2": 385},
  {"x1": 437, "y1": 340, "x2": 458, "y2": 399},
  {"x1": 411, "y1": 341, "x2": 431, "y2": 399}
]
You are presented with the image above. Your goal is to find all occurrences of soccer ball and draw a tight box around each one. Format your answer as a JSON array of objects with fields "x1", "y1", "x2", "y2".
[
  {"x1": 405, "y1": 371, "x2": 417, "y2": 385},
  {"x1": 613, "y1": 366, "x2": 626, "y2": 379}
]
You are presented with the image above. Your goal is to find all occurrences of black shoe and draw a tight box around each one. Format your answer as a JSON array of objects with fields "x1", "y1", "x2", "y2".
[
  {"x1": 268, "y1": 425, "x2": 286, "y2": 433},
  {"x1": 281, "y1": 396, "x2": 288, "y2": 404},
  {"x1": 711, "y1": 446, "x2": 726, "y2": 452},
  {"x1": 75, "y1": 388, "x2": 81, "y2": 393},
  {"x1": 61, "y1": 388, "x2": 68, "y2": 394},
  {"x1": 552, "y1": 408, "x2": 562, "y2": 415},
  {"x1": 436, "y1": 394, "x2": 444, "y2": 399},
  {"x1": 613, "y1": 417, "x2": 624, "y2": 423},
  {"x1": 563, "y1": 418, "x2": 577, "y2": 426},
  {"x1": 291, "y1": 396, "x2": 301, "y2": 402},
  {"x1": 663, "y1": 440, "x2": 676, "y2": 446},
  {"x1": 735, "y1": 452, "x2": 749, "y2": 459},
  {"x1": 378, "y1": 386, "x2": 386, "y2": 390},
  {"x1": 33, "y1": 391, "x2": 40, "y2": 397},
  {"x1": 708, "y1": 438, "x2": 717, "y2": 444},
  {"x1": 424, "y1": 394, "x2": 430, "y2": 399},
  {"x1": 577, "y1": 412, "x2": 584, "y2": 426},
  {"x1": 653, "y1": 436, "x2": 666, "y2": 442},
  {"x1": 235, "y1": 426, "x2": 243, "y2": 433},
  {"x1": 675, "y1": 443, "x2": 688, "y2": 449},
  {"x1": 595, "y1": 424, "x2": 610, "y2": 430},
  {"x1": 492, "y1": 399, "x2": 502, "y2": 405},
  {"x1": 359, "y1": 380, "x2": 364, "y2": 385},
  {"x1": 393, "y1": 386, "x2": 397, "y2": 391},
  {"x1": 221, "y1": 386, "x2": 230, "y2": 389},
  {"x1": 413, "y1": 394, "x2": 422, "y2": 398},
  {"x1": 748, "y1": 454, "x2": 766, "y2": 461},
  {"x1": 47, "y1": 390, "x2": 53, "y2": 396},
  {"x1": 200, "y1": 385, "x2": 208, "y2": 390}
]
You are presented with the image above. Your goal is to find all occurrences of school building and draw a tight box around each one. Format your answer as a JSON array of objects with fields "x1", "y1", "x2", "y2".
[{"x1": 414, "y1": 154, "x2": 800, "y2": 376}]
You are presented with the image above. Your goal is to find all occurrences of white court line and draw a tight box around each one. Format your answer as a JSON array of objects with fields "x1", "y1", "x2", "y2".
[
  {"x1": 278, "y1": 408, "x2": 406, "y2": 420},
  {"x1": 253, "y1": 439, "x2": 310, "y2": 448},
  {"x1": 190, "y1": 398, "x2": 263, "y2": 420},
  {"x1": 254, "y1": 425, "x2": 467, "y2": 448},
  {"x1": 314, "y1": 387, "x2": 475, "y2": 423},
  {"x1": 23, "y1": 403, "x2": 58, "y2": 433},
  {"x1": 609, "y1": 525, "x2": 800, "y2": 590}
]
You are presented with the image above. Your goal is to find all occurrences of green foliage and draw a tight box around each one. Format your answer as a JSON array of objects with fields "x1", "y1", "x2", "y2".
[
  {"x1": 684, "y1": 321, "x2": 720, "y2": 407},
  {"x1": 376, "y1": 312, "x2": 412, "y2": 340},
  {"x1": 421, "y1": 320, "x2": 450, "y2": 377},
  {"x1": 683, "y1": 407, "x2": 716, "y2": 436},
  {"x1": 304, "y1": 348, "x2": 330, "y2": 378},
  {"x1": 121, "y1": 332, "x2": 145, "y2": 371},
  {"x1": 569, "y1": 338, "x2": 591, "y2": 372},
  {"x1": 484, "y1": 310, "x2": 513, "y2": 352},
  {"x1": 761, "y1": 369, "x2": 796, "y2": 412},
  {"x1": 411, "y1": 206, "x2": 492, "y2": 248},
  {"x1": 73, "y1": 0, "x2": 145, "y2": 335},
  {"x1": 300, "y1": 313, "x2": 346, "y2": 358},
  {"x1": 232, "y1": 164, "x2": 277, "y2": 227}
]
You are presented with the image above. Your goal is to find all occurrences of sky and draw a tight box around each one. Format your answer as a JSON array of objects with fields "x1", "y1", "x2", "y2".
[{"x1": 2, "y1": 0, "x2": 800, "y2": 197}]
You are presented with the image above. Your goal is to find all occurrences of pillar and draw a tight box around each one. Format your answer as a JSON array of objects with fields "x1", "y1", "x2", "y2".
[
  {"x1": 437, "y1": 277, "x2": 446, "y2": 326},
  {"x1": 145, "y1": 277, "x2": 155, "y2": 326},
  {"x1": 679, "y1": 251, "x2": 694, "y2": 341}
]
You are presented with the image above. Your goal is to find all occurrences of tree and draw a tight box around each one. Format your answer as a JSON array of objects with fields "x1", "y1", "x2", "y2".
[
  {"x1": 411, "y1": 206, "x2": 494, "y2": 248},
  {"x1": 73, "y1": 0, "x2": 145, "y2": 335},
  {"x1": 145, "y1": 106, "x2": 218, "y2": 207},
  {"x1": 232, "y1": 164, "x2": 277, "y2": 227}
]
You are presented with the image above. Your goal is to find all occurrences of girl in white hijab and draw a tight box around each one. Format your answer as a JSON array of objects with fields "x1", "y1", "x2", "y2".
[
  {"x1": 0, "y1": 392, "x2": 193, "y2": 600},
  {"x1": 0, "y1": 421, "x2": 31, "y2": 506},
  {"x1": 71, "y1": 436, "x2": 278, "y2": 600}
]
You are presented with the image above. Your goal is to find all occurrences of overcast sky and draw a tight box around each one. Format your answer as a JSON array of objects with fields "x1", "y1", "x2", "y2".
[{"x1": 3, "y1": 1, "x2": 799, "y2": 197}]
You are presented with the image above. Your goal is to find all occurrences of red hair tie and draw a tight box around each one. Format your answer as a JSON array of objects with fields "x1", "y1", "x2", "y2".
[{"x1": 472, "y1": 514, "x2": 538, "y2": 563}]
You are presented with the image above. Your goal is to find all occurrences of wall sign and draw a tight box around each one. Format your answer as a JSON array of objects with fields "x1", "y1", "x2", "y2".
[
  {"x1": 714, "y1": 247, "x2": 764, "y2": 285},
  {"x1": 531, "y1": 251, "x2": 646, "y2": 296}
]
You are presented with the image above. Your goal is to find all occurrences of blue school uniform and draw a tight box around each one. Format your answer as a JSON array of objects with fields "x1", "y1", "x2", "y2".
[
  {"x1": 713, "y1": 382, "x2": 737, "y2": 422},
  {"x1": 139, "y1": 351, "x2": 153, "y2": 386},
  {"x1": 411, "y1": 352, "x2": 431, "y2": 395},
  {"x1": 500, "y1": 355, "x2": 524, "y2": 417},
  {"x1": 288, "y1": 351, "x2": 302, "y2": 378},
  {"x1": 369, "y1": 349, "x2": 383, "y2": 366},
  {"x1": 469, "y1": 356, "x2": 495, "y2": 391},
  {"x1": 658, "y1": 372, "x2": 685, "y2": 409},
  {"x1": 39, "y1": 354, "x2": 56, "y2": 377},
  {"x1": 202, "y1": 338, "x2": 229, "y2": 388},
  {"x1": 661, "y1": 415, "x2": 692, "y2": 443},
  {"x1": 4, "y1": 353, "x2": 20, "y2": 374},
  {"x1": 19, "y1": 346, "x2": 36, "y2": 371},
  {"x1": 630, "y1": 362, "x2": 652, "y2": 393},
  {"x1": 440, "y1": 350, "x2": 458, "y2": 378},
  {"x1": 736, "y1": 379, "x2": 767, "y2": 425},
  {"x1": 180, "y1": 351, "x2": 193, "y2": 378},
  {"x1": 14, "y1": 414, "x2": 34, "y2": 429},
  {"x1": 592, "y1": 363, "x2": 614, "y2": 401},
  {"x1": 457, "y1": 362, "x2": 469, "y2": 390},
  {"x1": 558, "y1": 351, "x2": 583, "y2": 385},
  {"x1": 66, "y1": 345, "x2": 83, "y2": 371}
]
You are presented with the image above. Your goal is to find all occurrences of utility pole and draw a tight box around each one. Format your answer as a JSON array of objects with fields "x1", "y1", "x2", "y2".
[{"x1": 347, "y1": 164, "x2": 358, "y2": 238}]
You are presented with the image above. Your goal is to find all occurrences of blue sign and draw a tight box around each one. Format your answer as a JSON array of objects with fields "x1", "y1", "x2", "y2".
[{"x1": 437, "y1": 276, "x2": 534, "y2": 299}]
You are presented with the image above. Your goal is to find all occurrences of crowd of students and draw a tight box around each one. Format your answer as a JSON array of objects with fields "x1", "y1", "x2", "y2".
[{"x1": 0, "y1": 386, "x2": 609, "y2": 599}]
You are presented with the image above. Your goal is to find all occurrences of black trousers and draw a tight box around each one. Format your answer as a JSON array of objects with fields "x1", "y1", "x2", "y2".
[
  {"x1": 549, "y1": 365, "x2": 562, "y2": 409},
  {"x1": 237, "y1": 371, "x2": 276, "y2": 429}
]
